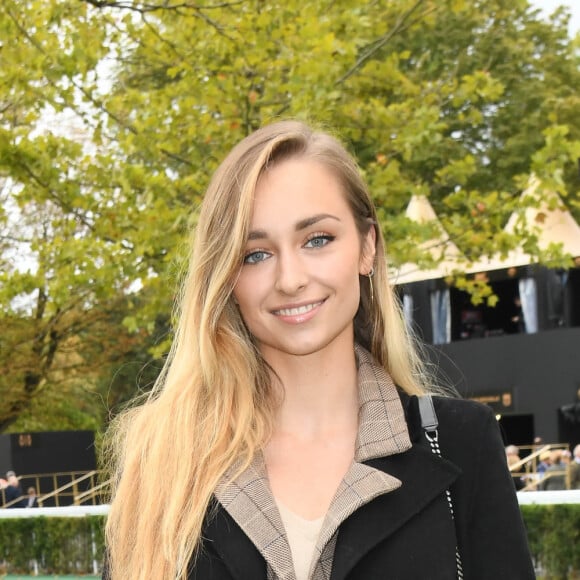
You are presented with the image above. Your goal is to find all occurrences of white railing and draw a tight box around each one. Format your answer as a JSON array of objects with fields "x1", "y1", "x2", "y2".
[
  {"x1": 0, "y1": 504, "x2": 109, "y2": 518},
  {"x1": 517, "y1": 489, "x2": 580, "y2": 504},
  {"x1": 0, "y1": 489, "x2": 578, "y2": 520}
]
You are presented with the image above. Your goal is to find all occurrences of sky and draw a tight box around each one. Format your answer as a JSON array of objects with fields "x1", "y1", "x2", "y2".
[{"x1": 531, "y1": 0, "x2": 580, "y2": 35}]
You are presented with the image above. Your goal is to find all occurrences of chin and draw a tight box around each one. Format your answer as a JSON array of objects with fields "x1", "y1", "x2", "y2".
[{"x1": 262, "y1": 332, "x2": 350, "y2": 359}]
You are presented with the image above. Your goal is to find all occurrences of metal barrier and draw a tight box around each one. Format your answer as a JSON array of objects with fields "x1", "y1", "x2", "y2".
[
  {"x1": 508, "y1": 443, "x2": 573, "y2": 492},
  {"x1": 1, "y1": 470, "x2": 107, "y2": 508}
]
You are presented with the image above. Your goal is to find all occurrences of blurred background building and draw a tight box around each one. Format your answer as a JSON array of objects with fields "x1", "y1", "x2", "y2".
[{"x1": 392, "y1": 180, "x2": 580, "y2": 447}]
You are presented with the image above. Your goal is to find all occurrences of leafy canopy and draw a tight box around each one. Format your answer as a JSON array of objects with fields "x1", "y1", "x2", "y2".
[{"x1": 0, "y1": 0, "x2": 578, "y2": 430}]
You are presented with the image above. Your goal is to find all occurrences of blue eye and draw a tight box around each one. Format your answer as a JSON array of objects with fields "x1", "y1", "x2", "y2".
[
  {"x1": 305, "y1": 234, "x2": 334, "y2": 249},
  {"x1": 243, "y1": 250, "x2": 270, "y2": 264}
]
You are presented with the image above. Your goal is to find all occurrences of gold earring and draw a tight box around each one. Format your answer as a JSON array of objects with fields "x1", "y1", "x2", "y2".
[{"x1": 368, "y1": 268, "x2": 375, "y2": 305}]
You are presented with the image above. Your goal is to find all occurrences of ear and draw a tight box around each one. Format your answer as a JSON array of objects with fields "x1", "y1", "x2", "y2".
[{"x1": 359, "y1": 225, "x2": 376, "y2": 275}]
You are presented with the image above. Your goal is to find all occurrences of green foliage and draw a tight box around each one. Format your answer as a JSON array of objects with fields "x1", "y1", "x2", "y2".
[
  {"x1": 521, "y1": 504, "x2": 580, "y2": 579},
  {"x1": 0, "y1": 0, "x2": 579, "y2": 428},
  {"x1": 7, "y1": 380, "x2": 103, "y2": 433},
  {"x1": 0, "y1": 516, "x2": 105, "y2": 575},
  {"x1": 0, "y1": 507, "x2": 578, "y2": 576}
]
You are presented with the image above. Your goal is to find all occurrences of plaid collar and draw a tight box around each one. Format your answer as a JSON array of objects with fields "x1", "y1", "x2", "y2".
[
  {"x1": 353, "y1": 344, "x2": 412, "y2": 462},
  {"x1": 214, "y1": 345, "x2": 411, "y2": 580}
]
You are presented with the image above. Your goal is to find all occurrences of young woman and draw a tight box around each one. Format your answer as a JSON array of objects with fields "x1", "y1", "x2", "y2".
[{"x1": 103, "y1": 120, "x2": 534, "y2": 579}]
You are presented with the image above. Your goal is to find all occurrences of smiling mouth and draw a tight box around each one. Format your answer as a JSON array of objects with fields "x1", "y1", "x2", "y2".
[{"x1": 273, "y1": 301, "x2": 325, "y2": 316}]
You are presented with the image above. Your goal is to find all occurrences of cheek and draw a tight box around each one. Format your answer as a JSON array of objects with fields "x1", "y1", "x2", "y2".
[
  {"x1": 349, "y1": 272, "x2": 362, "y2": 305},
  {"x1": 232, "y1": 288, "x2": 253, "y2": 330},
  {"x1": 233, "y1": 270, "x2": 262, "y2": 316},
  {"x1": 232, "y1": 277, "x2": 250, "y2": 309},
  {"x1": 323, "y1": 255, "x2": 362, "y2": 301},
  {"x1": 334, "y1": 248, "x2": 365, "y2": 282}
]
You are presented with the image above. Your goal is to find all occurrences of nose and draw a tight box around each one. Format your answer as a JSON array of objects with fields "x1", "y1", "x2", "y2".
[{"x1": 274, "y1": 249, "x2": 308, "y2": 295}]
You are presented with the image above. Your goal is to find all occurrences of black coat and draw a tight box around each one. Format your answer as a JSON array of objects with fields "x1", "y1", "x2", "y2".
[
  {"x1": 191, "y1": 394, "x2": 534, "y2": 579},
  {"x1": 4, "y1": 484, "x2": 26, "y2": 508}
]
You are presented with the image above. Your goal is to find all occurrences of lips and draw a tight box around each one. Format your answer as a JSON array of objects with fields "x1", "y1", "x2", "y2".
[{"x1": 272, "y1": 300, "x2": 325, "y2": 317}]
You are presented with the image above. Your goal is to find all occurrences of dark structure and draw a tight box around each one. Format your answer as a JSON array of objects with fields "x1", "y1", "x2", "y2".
[
  {"x1": 0, "y1": 430, "x2": 97, "y2": 506},
  {"x1": 399, "y1": 265, "x2": 580, "y2": 447}
]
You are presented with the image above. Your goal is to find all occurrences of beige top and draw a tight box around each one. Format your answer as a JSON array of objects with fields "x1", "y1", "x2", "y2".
[{"x1": 276, "y1": 500, "x2": 325, "y2": 580}]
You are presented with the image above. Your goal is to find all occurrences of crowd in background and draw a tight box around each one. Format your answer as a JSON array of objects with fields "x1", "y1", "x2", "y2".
[{"x1": 506, "y1": 443, "x2": 580, "y2": 491}]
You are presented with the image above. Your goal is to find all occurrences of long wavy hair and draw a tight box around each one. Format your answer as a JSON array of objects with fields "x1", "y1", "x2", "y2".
[{"x1": 103, "y1": 120, "x2": 431, "y2": 579}]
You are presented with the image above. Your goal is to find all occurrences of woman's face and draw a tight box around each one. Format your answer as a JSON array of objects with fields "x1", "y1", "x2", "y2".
[{"x1": 233, "y1": 157, "x2": 375, "y2": 364}]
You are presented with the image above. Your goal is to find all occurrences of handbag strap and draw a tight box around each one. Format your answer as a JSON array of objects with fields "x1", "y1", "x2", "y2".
[{"x1": 418, "y1": 395, "x2": 464, "y2": 580}]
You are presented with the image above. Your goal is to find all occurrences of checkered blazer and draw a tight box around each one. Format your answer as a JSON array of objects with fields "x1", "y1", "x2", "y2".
[{"x1": 214, "y1": 346, "x2": 411, "y2": 580}]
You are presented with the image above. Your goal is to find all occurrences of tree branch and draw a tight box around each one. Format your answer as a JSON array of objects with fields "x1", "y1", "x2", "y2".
[
  {"x1": 83, "y1": 0, "x2": 245, "y2": 13},
  {"x1": 336, "y1": 0, "x2": 431, "y2": 85},
  {"x1": 6, "y1": 6, "x2": 197, "y2": 169}
]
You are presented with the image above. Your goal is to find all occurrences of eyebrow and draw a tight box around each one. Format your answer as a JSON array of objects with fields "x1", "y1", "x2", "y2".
[{"x1": 247, "y1": 213, "x2": 341, "y2": 241}]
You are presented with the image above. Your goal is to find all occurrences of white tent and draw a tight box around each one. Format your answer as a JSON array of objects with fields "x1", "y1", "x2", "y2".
[
  {"x1": 389, "y1": 194, "x2": 464, "y2": 284},
  {"x1": 391, "y1": 179, "x2": 580, "y2": 283},
  {"x1": 390, "y1": 179, "x2": 580, "y2": 339},
  {"x1": 467, "y1": 177, "x2": 580, "y2": 274}
]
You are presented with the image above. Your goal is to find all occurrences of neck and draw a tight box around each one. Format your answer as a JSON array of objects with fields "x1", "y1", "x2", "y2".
[{"x1": 266, "y1": 342, "x2": 359, "y2": 438}]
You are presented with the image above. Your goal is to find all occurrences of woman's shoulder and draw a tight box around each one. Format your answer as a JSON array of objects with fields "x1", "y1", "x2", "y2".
[
  {"x1": 427, "y1": 395, "x2": 505, "y2": 467},
  {"x1": 431, "y1": 394, "x2": 495, "y2": 421},
  {"x1": 400, "y1": 390, "x2": 501, "y2": 457},
  {"x1": 431, "y1": 395, "x2": 498, "y2": 444},
  {"x1": 401, "y1": 390, "x2": 495, "y2": 429}
]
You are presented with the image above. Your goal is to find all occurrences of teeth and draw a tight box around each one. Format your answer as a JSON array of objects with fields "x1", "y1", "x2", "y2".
[{"x1": 277, "y1": 302, "x2": 321, "y2": 316}]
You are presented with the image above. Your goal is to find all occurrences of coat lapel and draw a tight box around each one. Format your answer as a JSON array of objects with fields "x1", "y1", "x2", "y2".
[
  {"x1": 202, "y1": 503, "x2": 267, "y2": 580},
  {"x1": 212, "y1": 455, "x2": 295, "y2": 580},
  {"x1": 203, "y1": 439, "x2": 461, "y2": 580},
  {"x1": 330, "y1": 444, "x2": 461, "y2": 580}
]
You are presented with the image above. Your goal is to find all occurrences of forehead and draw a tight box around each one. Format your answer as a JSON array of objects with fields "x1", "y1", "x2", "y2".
[{"x1": 251, "y1": 158, "x2": 350, "y2": 224}]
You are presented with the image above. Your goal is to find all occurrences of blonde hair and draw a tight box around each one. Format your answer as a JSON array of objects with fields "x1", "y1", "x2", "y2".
[{"x1": 104, "y1": 120, "x2": 430, "y2": 579}]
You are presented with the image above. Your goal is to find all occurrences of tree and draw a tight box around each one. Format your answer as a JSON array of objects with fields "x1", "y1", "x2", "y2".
[
  {"x1": 80, "y1": 0, "x2": 580, "y2": 264},
  {"x1": 0, "y1": 0, "x2": 156, "y2": 429},
  {"x1": 0, "y1": 0, "x2": 578, "y2": 429}
]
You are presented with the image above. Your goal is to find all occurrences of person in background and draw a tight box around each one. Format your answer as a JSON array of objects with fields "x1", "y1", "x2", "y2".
[
  {"x1": 3, "y1": 471, "x2": 26, "y2": 508},
  {"x1": 509, "y1": 297, "x2": 525, "y2": 333},
  {"x1": 103, "y1": 120, "x2": 534, "y2": 580},
  {"x1": 26, "y1": 486, "x2": 39, "y2": 508},
  {"x1": 505, "y1": 445, "x2": 526, "y2": 490},
  {"x1": 537, "y1": 451, "x2": 552, "y2": 478},
  {"x1": 561, "y1": 449, "x2": 571, "y2": 465},
  {"x1": 539, "y1": 451, "x2": 567, "y2": 491},
  {"x1": 567, "y1": 444, "x2": 580, "y2": 490}
]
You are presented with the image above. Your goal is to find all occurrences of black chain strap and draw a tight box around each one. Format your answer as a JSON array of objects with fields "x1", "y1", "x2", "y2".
[{"x1": 419, "y1": 396, "x2": 464, "y2": 580}]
